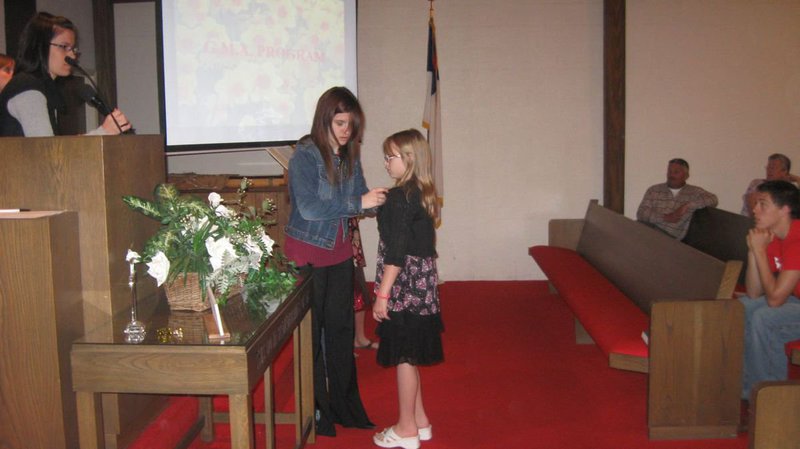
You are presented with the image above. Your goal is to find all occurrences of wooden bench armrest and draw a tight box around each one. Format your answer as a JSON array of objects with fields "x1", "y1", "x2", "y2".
[
  {"x1": 750, "y1": 381, "x2": 800, "y2": 449},
  {"x1": 648, "y1": 298, "x2": 744, "y2": 440},
  {"x1": 717, "y1": 260, "x2": 743, "y2": 299},
  {"x1": 793, "y1": 348, "x2": 800, "y2": 366}
]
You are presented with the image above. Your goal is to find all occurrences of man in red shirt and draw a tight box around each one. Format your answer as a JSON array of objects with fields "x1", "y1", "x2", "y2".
[{"x1": 739, "y1": 180, "x2": 800, "y2": 399}]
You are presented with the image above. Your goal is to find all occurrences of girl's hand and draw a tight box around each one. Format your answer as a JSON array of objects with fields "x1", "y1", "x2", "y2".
[
  {"x1": 102, "y1": 108, "x2": 133, "y2": 134},
  {"x1": 362, "y1": 188, "x2": 388, "y2": 209},
  {"x1": 373, "y1": 297, "x2": 390, "y2": 322}
]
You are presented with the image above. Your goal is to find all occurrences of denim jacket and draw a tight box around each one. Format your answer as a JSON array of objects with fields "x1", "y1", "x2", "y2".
[{"x1": 285, "y1": 139, "x2": 368, "y2": 249}]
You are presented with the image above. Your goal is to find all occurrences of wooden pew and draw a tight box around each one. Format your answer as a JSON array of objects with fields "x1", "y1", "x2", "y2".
[{"x1": 531, "y1": 200, "x2": 744, "y2": 439}]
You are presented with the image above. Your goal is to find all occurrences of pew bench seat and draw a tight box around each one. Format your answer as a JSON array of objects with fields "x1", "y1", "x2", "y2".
[{"x1": 530, "y1": 246, "x2": 649, "y2": 369}]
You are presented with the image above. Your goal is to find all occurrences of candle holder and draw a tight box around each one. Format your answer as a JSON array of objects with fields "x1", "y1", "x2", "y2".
[{"x1": 124, "y1": 262, "x2": 146, "y2": 343}]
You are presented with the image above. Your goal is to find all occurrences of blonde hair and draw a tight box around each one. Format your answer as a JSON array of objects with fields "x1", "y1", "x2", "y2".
[{"x1": 382, "y1": 129, "x2": 439, "y2": 219}]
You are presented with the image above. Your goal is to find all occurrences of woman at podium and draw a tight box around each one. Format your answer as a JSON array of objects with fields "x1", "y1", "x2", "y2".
[{"x1": 0, "y1": 12, "x2": 133, "y2": 137}]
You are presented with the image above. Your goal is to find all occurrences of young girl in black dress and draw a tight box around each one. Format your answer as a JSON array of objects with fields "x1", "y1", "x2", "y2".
[{"x1": 372, "y1": 129, "x2": 443, "y2": 449}]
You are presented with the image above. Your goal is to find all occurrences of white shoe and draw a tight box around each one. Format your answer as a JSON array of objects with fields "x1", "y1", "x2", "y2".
[
  {"x1": 418, "y1": 425, "x2": 432, "y2": 441},
  {"x1": 373, "y1": 427, "x2": 420, "y2": 449}
]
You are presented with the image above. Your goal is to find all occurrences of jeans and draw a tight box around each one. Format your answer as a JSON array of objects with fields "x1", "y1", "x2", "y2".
[{"x1": 739, "y1": 294, "x2": 800, "y2": 399}]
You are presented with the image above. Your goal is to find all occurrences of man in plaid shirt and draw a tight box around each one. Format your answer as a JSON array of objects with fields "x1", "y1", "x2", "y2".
[{"x1": 636, "y1": 158, "x2": 718, "y2": 240}]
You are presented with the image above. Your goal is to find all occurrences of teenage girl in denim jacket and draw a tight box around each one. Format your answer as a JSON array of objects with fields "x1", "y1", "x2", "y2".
[{"x1": 284, "y1": 86, "x2": 387, "y2": 437}]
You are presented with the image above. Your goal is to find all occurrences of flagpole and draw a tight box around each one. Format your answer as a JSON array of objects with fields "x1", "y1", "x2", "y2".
[
  {"x1": 427, "y1": 0, "x2": 445, "y2": 279},
  {"x1": 423, "y1": 0, "x2": 443, "y2": 226}
]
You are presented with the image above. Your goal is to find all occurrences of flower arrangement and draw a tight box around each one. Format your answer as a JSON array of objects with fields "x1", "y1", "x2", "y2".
[{"x1": 123, "y1": 179, "x2": 296, "y2": 307}]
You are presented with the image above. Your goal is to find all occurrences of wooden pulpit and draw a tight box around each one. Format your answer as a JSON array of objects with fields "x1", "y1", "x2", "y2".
[
  {"x1": 0, "y1": 135, "x2": 166, "y2": 448},
  {"x1": 0, "y1": 211, "x2": 83, "y2": 449}
]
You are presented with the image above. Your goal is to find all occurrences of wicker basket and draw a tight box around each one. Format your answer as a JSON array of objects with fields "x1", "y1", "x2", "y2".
[
  {"x1": 164, "y1": 273, "x2": 243, "y2": 312},
  {"x1": 165, "y1": 273, "x2": 210, "y2": 312}
]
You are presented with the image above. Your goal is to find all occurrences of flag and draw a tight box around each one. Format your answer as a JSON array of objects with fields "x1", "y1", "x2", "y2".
[{"x1": 422, "y1": 13, "x2": 443, "y2": 208}]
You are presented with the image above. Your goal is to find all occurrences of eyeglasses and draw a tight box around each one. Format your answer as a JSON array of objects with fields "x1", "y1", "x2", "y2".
[
  {"x1": 384, "y1": 154, "x2": 401, "y2": 163},
  {"x1": 50, "y1": 43, "x2": 81, "y2": 57}
]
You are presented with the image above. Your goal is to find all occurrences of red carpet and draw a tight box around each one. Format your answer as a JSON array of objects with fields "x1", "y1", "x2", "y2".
[{"x1": 128, "y1": 281, "x2": 748, "y2": 449}]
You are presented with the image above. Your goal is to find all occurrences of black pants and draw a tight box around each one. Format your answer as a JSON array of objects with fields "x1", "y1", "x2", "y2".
[{"x1": 310, "y1": 258, "x2": 373, "y2": 436}]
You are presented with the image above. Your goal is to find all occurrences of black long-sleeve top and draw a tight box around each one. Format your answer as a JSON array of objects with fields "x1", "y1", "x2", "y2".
[{"x1": 377, "y1": 185, "x2": 437, "y2": 267}]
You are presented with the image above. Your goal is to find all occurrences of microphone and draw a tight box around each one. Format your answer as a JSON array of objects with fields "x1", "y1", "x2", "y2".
[
  {"x1": 66, "y1": 56, "x2": 126, "y2": 134},
  {"x1": 64, "y1": 55, "x2": 79, "y2": 68},
  {"x1": 77, "y1": 84, "x2": 112, "y2": 116}
]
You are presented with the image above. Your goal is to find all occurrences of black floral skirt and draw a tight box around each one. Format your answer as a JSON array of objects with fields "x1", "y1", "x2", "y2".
[{"x1": 374, "y1": 240, "x2": 444, "y2": 367}]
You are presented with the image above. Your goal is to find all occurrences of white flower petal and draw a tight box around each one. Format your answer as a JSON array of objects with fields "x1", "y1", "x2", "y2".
[
  {"x1": 208, "y1": 192, "x2": 222, "y2": 207},
  {"x1": 206, "y1": 236, "x2": 235, "y2": 271},
  {"x1": 215, "y1": 205, "x2": 235, "y2": 218},
  {"x1": 146, "y1": 251, "x2": 170, "y2": 286},
  {"x1": 261, "y1": 232, "x2": 275, "y2": 256}
]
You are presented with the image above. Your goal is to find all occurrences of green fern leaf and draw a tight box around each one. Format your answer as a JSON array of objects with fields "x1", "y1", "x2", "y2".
[{"x1": 122, "y1": 195, "x2": 163, "y2": 220}]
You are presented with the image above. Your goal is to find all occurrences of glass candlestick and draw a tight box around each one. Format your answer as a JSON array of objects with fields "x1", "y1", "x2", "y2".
[{"x1": 124, "y1": 262, "x2": 146, "y2": 343}]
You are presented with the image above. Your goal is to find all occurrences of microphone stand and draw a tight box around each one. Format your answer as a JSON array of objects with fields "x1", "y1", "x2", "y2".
[{"x1": 65, "y1": 56, "x2": 125, "y2": 134}]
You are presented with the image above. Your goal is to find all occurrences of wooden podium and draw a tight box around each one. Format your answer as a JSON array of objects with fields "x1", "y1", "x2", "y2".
[
  {"x1": 0, "y1": 135, "x2": 166, "y2": 448},
  {"x1": 0, "y1": 211, "x2": 83, "y2": 449}
]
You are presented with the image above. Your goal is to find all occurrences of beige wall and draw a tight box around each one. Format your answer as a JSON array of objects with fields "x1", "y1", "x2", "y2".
[
  {"x1": 358, "y1": 0, "x2": 605, "y2": 281},
  {"x1": 626, "y1": 0, "x2": 800, "y2": 217},
  {"x1": 114, "y1": 2, "x2": 159, "y2": 135}
]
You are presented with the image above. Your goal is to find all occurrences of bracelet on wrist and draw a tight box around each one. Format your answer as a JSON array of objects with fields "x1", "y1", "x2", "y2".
[{"x1": 376, "y1": 292, "x2": 390, "y2": 300}]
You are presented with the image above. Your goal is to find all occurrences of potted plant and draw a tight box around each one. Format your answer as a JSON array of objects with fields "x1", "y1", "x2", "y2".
[{"x1": 123, "y1": 179, "x2": 296, "y2": 312}]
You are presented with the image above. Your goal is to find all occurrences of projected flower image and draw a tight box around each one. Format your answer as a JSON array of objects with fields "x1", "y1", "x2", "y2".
[{"x1": 163, "y1": 0, "x2": 352, "y2": 145}]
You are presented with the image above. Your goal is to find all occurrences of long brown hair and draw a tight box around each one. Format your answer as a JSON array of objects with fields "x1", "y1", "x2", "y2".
[
  {"x1": 16, "y1": 12, "x2": 77, "y2": 78},
  {"x1": 306, "y1": 86, "x2": 364, "y2": 184},
  {"x1": 382, "y1": 129, "x2": 439, "y2": 220}
]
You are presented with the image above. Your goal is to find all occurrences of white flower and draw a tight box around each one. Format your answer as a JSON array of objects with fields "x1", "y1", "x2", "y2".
[
  {"x1": 262, "y1": 297, "x2": 281, "y2": 315},
  {"x1": 206, "y1": 236, "x2": 236, "y2": 271},
  {"x1": 126, "y1": 249, "x2": 140, "y2": 264},
  {"x1": 260, "y1": 231, "x2": 275, "y2": 256},
  {"x1": 146, "y1": 251, "x2": 170, "y2": 286},
  {"x1": 214, "y1": 204, "x2": 233, "y2": 217},
  {"x1": 208, "y1": 192, "x2": 222, "y2": 207},
  {"x1": 244, "y1": 235, "x2": 264, "y2": 270},
  {"x1": 244, "y1": 235, "x2": 264, "y2": 258},
  {"x1": 186, "y1": 215, "x2": 209, "y2": 233}
]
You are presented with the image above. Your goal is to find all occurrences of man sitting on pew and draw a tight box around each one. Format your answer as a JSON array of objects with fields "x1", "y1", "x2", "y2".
[
  {"x1": 636, "y1": 158, "x2": 718, "y2": 239},
  {"x1": 741, "y1": 153, "x2": 800, "y2": 217},
  {"x1": 739, "y1": 180, "x2": 800, "y2": 399}
]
